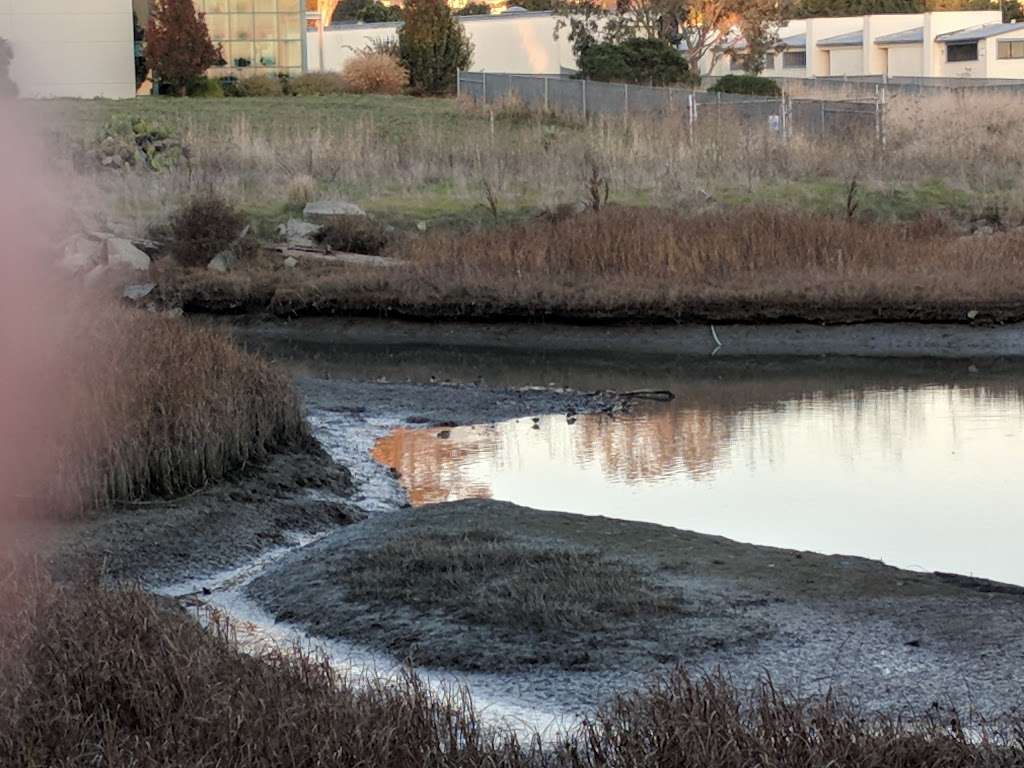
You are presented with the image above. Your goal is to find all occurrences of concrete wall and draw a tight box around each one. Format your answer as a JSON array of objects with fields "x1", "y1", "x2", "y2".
[
  {"x1": 863, "y1": 13, "x2": 922, "y2": 75},
  {"x1": 308, "y1": 11, "x2": 574, "y2": 75},
  {"x1": 0, "y1": 0, "x2": 135, "y2": 98},
  {"x1": 886, "y1": 43, "x2": 923, "y2": 76},
  {"x1": 922, "y1": 10, "x2": 1000, "y2": 75},
  {"x1": 805, "y1": 16, "x2": 861, "y2": 76},
  {"x1": 825, "y1": 46, "x2": 862, "y2": 75}
]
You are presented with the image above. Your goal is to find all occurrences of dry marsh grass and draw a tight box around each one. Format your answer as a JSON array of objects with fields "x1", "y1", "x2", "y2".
[
  {"x1": 45, "y1": 303, "x2": 307, "y2": 516},
  {"x1": 163, "y1": 206, "x2": 1024, "y2": 322},
  {"x1": 2, "y1": 563, "x2": 1021, "y2": 767}
]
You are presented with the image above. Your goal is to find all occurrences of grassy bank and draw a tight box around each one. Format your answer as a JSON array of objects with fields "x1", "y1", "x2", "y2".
[
  {"x1": 161, "y1": 206, "x2": 1024, "y2": 323},
  {"x1": 44, "y1": 90, "x2": 1024, "y2": 237},
  {"x1": 38, "y1": 303, "x2": 307, "y2": 516},
  {"x1": 2, "y1": 562, "x2": 1021, "y2": 767}
]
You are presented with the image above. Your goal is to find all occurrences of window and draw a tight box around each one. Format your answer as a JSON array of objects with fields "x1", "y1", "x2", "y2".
[
  {"x1": 729, "y1": 54, "x2": 745, "y2": 71},
  {"x1": 764, "y1": 53, "x2": 775, "y2": 69},
  {"x1": 205, "y1": 13, "x2": 230, "y2": 40},
  {"x1": 783, "y1": 50, "x2": 806, "y2": 68},
  {"x1": 947, "y1": 42, "x2": 978, "y2": 62},
  {"x1": 998, "y1": 40, "x2": 1024, "y2": 59},
  {"x1": 254, "y1": 13, "x2": 279, "y2": 39}
]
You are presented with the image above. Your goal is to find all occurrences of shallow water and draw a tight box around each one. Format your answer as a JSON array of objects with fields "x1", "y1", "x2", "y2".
[{"x1": 237, "y1": 330, "x2": 1024, "y2": 586}]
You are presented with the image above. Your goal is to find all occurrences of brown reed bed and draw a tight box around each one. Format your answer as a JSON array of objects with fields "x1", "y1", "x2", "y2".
[
  {"x1": 1, "y1": 560, "x2": 1021, "y2": 768},
  {"x1": 41, "y1": 303, "x2": 307, "y2": 516},
  {"x1": 163, "y1": 206, "x2": 1024, "y2": 323}
]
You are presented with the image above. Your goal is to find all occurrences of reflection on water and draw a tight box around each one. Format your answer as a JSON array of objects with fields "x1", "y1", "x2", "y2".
[{"x1": 373, "y1": 381, "x2": 1024, "y2": 586}]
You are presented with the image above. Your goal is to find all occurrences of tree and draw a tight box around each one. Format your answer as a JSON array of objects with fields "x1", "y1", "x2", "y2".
[
  {"x1": 458, "y1": 1, "x2": 492, "y2": 14},
  {"x1": 133, "y1": 13, "x2": 148, "y2": 90},
  {"x1": 0, "y1": 38, "x2": 16, "y2": 99},
  {"x1": 145, "y1": 0, "x2": 222, "y2": 96},
  {"x1": 357, "y1": 1, "x2": 404, "y2": 21},
  {"x1": 577, "y1": 37, "x2": 692, "y2": 84},
  {"x1": 555, "y1": 0, "x2": 778, "y2": 80},
  {"x1": 398, "y1": 0, "x2": 474, "y2": 95}
]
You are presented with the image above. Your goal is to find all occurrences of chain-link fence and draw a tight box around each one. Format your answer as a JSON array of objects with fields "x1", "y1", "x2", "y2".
[{"x1": 457, "y1": 72, "x2": 883, "y2": 145}]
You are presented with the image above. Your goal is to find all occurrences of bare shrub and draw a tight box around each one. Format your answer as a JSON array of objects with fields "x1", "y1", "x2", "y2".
[
  {"x1": 233, "y1": 74, "x2": 284, "y2": 97},
  {"x1": 286, "y1": 72, "x2": 348, "y2": 96},
  {"x1": 166, "y1": 194, "x2": 250, "y2": 267},
  {"x1": 341, "y1": 53, "x2": 409, "y2": 95},
  {"x1": 314, "y1": 214, "x2": 390, "y2": 254},
  {"x1": 287, "y1": 173, "x2": 317, "y2": 206}
]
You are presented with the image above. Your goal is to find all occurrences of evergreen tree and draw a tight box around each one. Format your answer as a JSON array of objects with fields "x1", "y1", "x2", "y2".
[{"x1": 398, "y1": 0, "x2": 474, "y2": 95}]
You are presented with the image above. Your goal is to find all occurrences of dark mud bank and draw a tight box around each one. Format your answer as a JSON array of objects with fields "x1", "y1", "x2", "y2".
[{"x1": 224, "y1": 317, "x2": 1024, "y2": 359}]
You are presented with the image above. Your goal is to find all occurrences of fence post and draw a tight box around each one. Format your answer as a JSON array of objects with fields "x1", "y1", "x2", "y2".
[
  {"x1": 819, "y1": 100, "x2": 826, "y2": 136},
  {"x1": 456, "y1": 69, "x2": 461, "y2": 100},
  {"x1": 544, "y1": 76, "x2": 549, "y2": 111},
  {"x1": 482, "y1": 71, "x2": 487, "y2": 105},
  {"x1": 877, "y1": 84, "x2": 887, "y2": 152},
  {"x1": 687, "y1": 92, "x2": 695, "y2": 144},
  {"x1": 582, "y1": 79, "x2": 588, "y2": 119},
  {"x1": 624, "y1": 82, "x2": 629, "y2": 118}
]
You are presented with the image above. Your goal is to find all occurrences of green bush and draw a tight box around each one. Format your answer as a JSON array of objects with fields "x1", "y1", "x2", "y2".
[
  {"x1": 708, "y1": 74, "x2": 781, "y2": 97},
  {"x1": 166, "y1": 195, "x2": 252, "y2": 267},
  {"x1": 185, "y1": 76, "x2": 224, "y2": 97},
  {"x1": 314, "y1": 215, "x2": 390, "y2": 255},
  {"x1": 357, "y1": 1, "x2": 403, "y2": 21},
  {"x1": 577, "y1": 38, "x2": 691, "y2": 86},
  {"x1": 398, "y1": 0, "x2": 473, "y2": 95},
  {"x1": 457, "y1": 2, "x2": 491, "y2": 14}
]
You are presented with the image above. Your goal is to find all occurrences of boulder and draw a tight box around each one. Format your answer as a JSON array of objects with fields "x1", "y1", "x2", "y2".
[
  {"x1": 304, "y1": 200, "x2": 366, "y2": 221},
  {"x1": 123, "y1": 282, "x2": 156, "y2": 302},
  {"x1": 207, "y1": 249, "x2": 237, "y2": 273},
  {"x1": 279, "y1": 219, "x2": 321, "y2": 248},
  {"x1": 106, "y1": 238, "x2": 151, "y2": 271},
  {"x1": 283, "y1": 256, "x2": 299, "y2": 269},
  {"x1": 83, "y1": 264, "x2": 109, "y2": 289},
  {"x1": 59, "y1": 235, "x2": 103, "y2": 273}
]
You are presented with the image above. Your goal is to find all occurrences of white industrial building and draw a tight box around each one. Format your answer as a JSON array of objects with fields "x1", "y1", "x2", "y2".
[
  {"x1": 707, "y1": 10, "x2": 1024, "y2": 80},
  {"x1": 0, "y1": 0, "x2": 136, "y2": 98}
]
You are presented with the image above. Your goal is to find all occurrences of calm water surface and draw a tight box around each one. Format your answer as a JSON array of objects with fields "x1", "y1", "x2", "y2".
[{"x1": 239, "y1": 331, "x2": 1024, "y2": 586}]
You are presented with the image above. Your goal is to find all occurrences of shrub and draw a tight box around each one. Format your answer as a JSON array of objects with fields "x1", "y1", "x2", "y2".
[
  {"x1": 287, "y1": 174, "x2": 318, "y2": 206},
  {"x1": 577, "y1": 37, "x2": 692, "y2": 86},
  {"x1": 166, "y1": 195, "x2": 250, "y2": 267},
  {"x1": 82, "y1": 115, "x2": 185, "y2": 172},
  {"x1": 145, "y1": 0, "x2": 221, "y2": 96},
  {"x1": 232, "y1": 74, "x2": 284, "y2": 96},
  {"x1": 341, "y1": 53, "x2": 409, "y2": 95},
  {"x1": 458, "y1": 1, "x2": 491, "y2": 13},
  {"x1": 399, "y1": 0, "x2": 474, "y2": 95},
  {"x1": 709, "y1": 73, "x2": 782, "y2": 97},
  {"x1": 0, "y1": 38, "x2": 17, "y2": 99},
  {"x1": 285, "y1": 72, "x2": 348, "y2": 96},
  {"x1": 185, "y1": 75, "x2": 224, "y2": 97},
  {"x1": 357, "y1": 1, "x2": 403, "y2": 21},
  {"x1": 314, "y1": 214, "x2": 390, "y2": 254}
]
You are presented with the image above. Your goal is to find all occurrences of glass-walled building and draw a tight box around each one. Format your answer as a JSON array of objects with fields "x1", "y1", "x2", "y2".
[
  {"x1": 197, "y1": 0, "x2": 305, "y2": 78},
  {"x1": 134, "y1": 0, "x2": 307, "y2": 78}
]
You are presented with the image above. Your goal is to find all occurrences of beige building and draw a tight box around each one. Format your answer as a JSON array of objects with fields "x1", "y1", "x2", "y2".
[
  {"x1": 710, "y1": 10, "x2": 1024, "y2": 80},
  {"x1": 306, "y1": 7, "x2": 576, "y2": 75},
  {"x1": 0, "y1": 0, "x2": 135, "y2": 98}
]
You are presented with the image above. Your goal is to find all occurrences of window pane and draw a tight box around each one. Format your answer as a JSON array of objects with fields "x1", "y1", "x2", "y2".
[
  {"x1": 279, "y1": 12, "x2": 301, "y2": 39},
  {"x1": 255, "y1": 40, "x2": 278, "y2": 66},
  {"x1": 255, "y1": 0, "x2": 278, "y2": 9},
  {"x1": 947, "y1": 42, "x2": 977, "y2": 62},
  {"x1": 206, "y1": 13, "x2": 230, "y2": 39},
  {"x1": 280, "y1": 40, "x2": 303, "y2": 67},
  {"x1": 765, "y1": 53, "x2": 775, "y2": 69},
  {"x1": 279, "y1": 0, "x2": 302, "y2": 11},
  {"x1": 254, "y1": 13, "x2": 278, "y2": 38},
  {"x1": 231, "y1": 0, "x2": 255, "y2": 10},
  {"x1": 231, "y1": 12, "x2": 253, "y2": 39},
  {"x1": 230, "y1": 41, "x2": 255, "y2": 67},
  {"x1": 206, "y1": 0, "x2": 229, "y2": 11}
]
